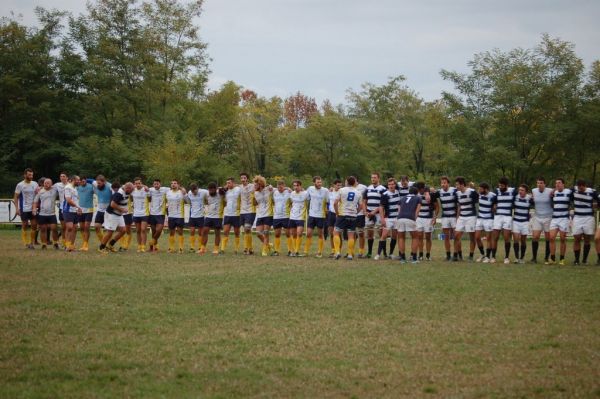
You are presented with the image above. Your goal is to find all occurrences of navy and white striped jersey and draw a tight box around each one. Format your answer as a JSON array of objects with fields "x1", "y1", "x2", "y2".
[
  {"x1": 494, "y1": 187, "x2": 517, "y2": 216},
  {"x1": 380, "y1": 190, "x2": 401, "y2": 219},
  {"x1": 397, "y1": 183, "x2": 414, "y2": 200},
  {"x1": 418, "y1": 190, "x2": 437, "y2": 218},
  {"x1": 365, "y1": 184, "x2": 386, "y2": 212},
  {"x1": 457, "y1": 188, "x2": 478, "y2": 217},
  {"x1": 572, "y1": 188, "x2": 598, "y2": 217},
  {"x1": 513, "y1": 195, "x2": 534, "y2": 222},
  {"x1": 438, "y1": 187, "x2": 457, "y2": 217},
  {"x1": 551, "y1": 189, "x2": 572, "y2": 219},
  {"x1": 477, "y1": 192, "x2": 496, "y2": 219}
]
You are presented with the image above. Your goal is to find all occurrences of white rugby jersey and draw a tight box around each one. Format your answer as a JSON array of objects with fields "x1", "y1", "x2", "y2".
[
  {"x1": 34, "y1": 187, "x2": 58, "y2": 216},
  {"x1": 289, "y1": 191, "x2": 309, "y2": 221},
  {"x1": 254, "y1": 189, "x2": 274, "y2": 218},
  {"x1": 337, "y1": 186, "x2": 363, "y2": 217},
  {"x1": 356, "y1": 184, "x2": 367, "y2": 215},
  {"x1": 239, "y1": 184, "x2": 256, "y2": 214},
  {"x1": 273, "y1": 190, "x2": 291, "y2": 219},
  {"x1": 327, "y1": 190, "x2": 339, "y2": 213},
  {"x1": 186, "y1": 189, "x2": 208, "y2": 218},
  {"x1": 166, "y1": 189, "x2": 186, "y2": 219},
  {"x1": 148, "y1": 187, "x2": 169, "y2": 216},
  {"x1": 63, "y1": 183, "x2": 79, "y2": 213},
  {"x1": 306, "y1": 186, "x2": 329, "y2": 218},
  {"x1": 223, "y1": 186, "x2": 242, "y2": 217},
  {"x1": 53, "y1": 182, "x2": 67, "y2": 211},
  {"x1": 204, "y1": 193, "x2": 225, "y2": 219},
  {"x1": 131, "y1": 188, "x2": 150, "y2": 217},
  {"x1": 531, "y1": 188, "x2": 553, "y2": 218},
  {"x1": 15, "y1": 180, "x2": 39, "y2": 212}
]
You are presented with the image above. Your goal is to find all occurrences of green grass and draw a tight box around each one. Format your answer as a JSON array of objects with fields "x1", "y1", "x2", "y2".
[{"x1": 1, "y1": 229, "x2": 600, "y2": 398}]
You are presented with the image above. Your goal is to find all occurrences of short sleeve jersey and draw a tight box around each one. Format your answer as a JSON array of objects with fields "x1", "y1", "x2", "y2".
[
  {"x1": 15, "y1": 180, "x2": 39, "y2": 212},
  {"x1": 306, "y1": 186, "x2": 329, "y2": 218},
  {"x1": 337, "y1": 187, "x2": 363, "y2": 217},
  {"x1": 223, "y1": 186, "x2": 242, "y2": 217},
  {"x1": 166, "y1": 189, "x2": 186, "y2": 219},
  {"x1": 148, "y1": 187, "x2": 169, "y2": 216},
  {"x1": 34, "y1": 187, "x2": 58, "y2": 216},
  {"x1": 63, "y1": 183, "x2": 79, "y2": 213},
  {"x1": 289, "y1": 191, "x2": 309, "y2": 221},
  {"x1": 205, "y1": 193, "x2": 225, "y2": 219},
  {"x1": 131, "y1": 188, "x2": 150, "y2": 217},
  {"x1": 273, "y1": 190, "x2": 291, "y2": 219},
  {"x1": 187, "y1": 190, "x2": 209, "y2": 218},
  {"x1": 254, "y1": 189, "x2": 274, "y2": 218},
  {"x1": 240, "y1": 184, "x2": 256, "y2": 214}
]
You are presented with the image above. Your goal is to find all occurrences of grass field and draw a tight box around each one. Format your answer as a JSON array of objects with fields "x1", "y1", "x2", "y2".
[{"x1": 1, "y1": 228, "x2": 600, "y2": 398}]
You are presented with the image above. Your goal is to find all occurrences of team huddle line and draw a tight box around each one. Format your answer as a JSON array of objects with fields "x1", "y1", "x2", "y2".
[{"x1": 12, "y1": 169, "x2": 600, "y2": 265}]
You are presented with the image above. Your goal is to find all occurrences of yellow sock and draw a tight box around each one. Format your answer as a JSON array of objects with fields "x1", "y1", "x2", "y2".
[
  {"x1": 83, "y1": 240, "x2": 89, "y2": 249},
  {"x1": 235, "y1": 236, "x2": 240, "y2": 252},
  {"x1": 65, "y1": 240, "x2": 71, "y2": 249},
  {"x1": 221, "y1": 236, "x2": 229, "y2": 251},
  {"x1": 295, "y1": 237, "x2": 302, "y2": 253},
  {"x1": 304, "y1": 237, "x2": 312, "y2": 254},
  {"x1": 95, "y1": 229, "x2": 103, "y2": 242},
  {"x1": 274, "y1": 236, "x2": 281, "y2": 252},
  {"x1": 358, "y1": 244, "x2": 364, "y2": 255},
  {"x1": 348, "y1": 238, "x2": 356, "y2": 256},
  {"x1": 168, "y1": 235, "x2": 175, "y2": 250},
  {"x1": 178, "y1": 235, "x2": 184, "y2": 250},
  {"x1": 30, "y1": 229, "x2": 36, "y2": 244},
  {"x1": 21, "y1": 229, "x2": 27, "y2": 245},
  {"x1": 125, "y1": 233, "x2": 132, "y2": 249},
  {"x1": 150, "y1": 238, "x2": 156, "y2": 246},
  {"x1": 334, "y1": 235, "x2": 341, "y2": 254},
  {"x1": 213, "y1": 244, "x2": 219, "y2": 253},
  {"x1": 287, "y1": 237, "x2": 293, "y2": 253},
  {"x1": 243, "y1": 232, "x2": 249, "y2": 250},
  {"x1": 318, "y1": 238, "x2": 324, "y2": 254},
  {"x1": 247, "y1": 233, "x2": 253, "y2": 252},
  {"x1": 190, "y1": 234, "x2": 196, "y2": 249}
]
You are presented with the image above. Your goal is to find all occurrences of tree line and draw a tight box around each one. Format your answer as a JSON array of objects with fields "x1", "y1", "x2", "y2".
[{"x1": 1, "y1": 0, "x2": 599, "y2": 195}]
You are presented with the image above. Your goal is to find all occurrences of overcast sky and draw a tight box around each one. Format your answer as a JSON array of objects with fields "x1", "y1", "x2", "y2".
[{"x1": 2, "y1": 0, "x2": 599, "y2": 105}]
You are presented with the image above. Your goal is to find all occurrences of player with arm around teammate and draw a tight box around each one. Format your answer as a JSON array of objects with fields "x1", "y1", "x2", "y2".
[
  {"x1": 571, "y1": 179, "x2": 597, "y2": 265},
  {"x1": 375, "y1": 177, "x2": 401, "y2": 260},
  {"x1": 475, "y1": 182, "x2": 496, "y2": 263},
  {"x1": 13, "y1": 168, "x2": 39, "y2": 249},
  {"x1": 333, "y1": 176, "x2": 364, "y2": 260},
  {"x1": 454, "y1": 176, "x2": 479, "y2": 262}
]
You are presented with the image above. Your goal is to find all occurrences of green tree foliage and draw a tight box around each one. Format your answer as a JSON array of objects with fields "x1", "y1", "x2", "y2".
[{"x1": 1, "y1": 3, "x2": 598, "y2": 195}]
